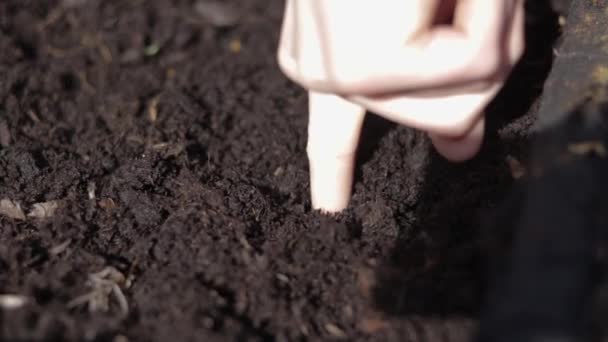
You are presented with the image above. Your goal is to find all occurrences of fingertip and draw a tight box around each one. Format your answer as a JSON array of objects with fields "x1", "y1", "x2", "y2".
[
  {"x1": 308, "y1": 152, "x2": 356, "y2": 213},
  {"x1": 307, "y1": 92, "x2": 365, "y2": 213},
  {"x1": 429, "y1": 118, "x2": 485, "y2": 162}
]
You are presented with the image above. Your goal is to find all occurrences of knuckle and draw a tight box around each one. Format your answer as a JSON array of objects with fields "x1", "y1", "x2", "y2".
[
  {"x1": 438, "y1": 114, "x2": 479, "y2": 138},
  {"x1": 276, "y1": 51, "x2": 289, "y2": 74},
  {"x1": 277, "y1": 50, "x2": 297, "y2": 78},
  {"x1": 470, "y1": 52, "x2": 503, "y2": 81},
  {"x1": 327, "y1": 63, "x2": 364, "y2": 94}
]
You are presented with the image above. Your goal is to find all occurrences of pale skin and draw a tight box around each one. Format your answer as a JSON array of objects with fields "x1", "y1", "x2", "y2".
[{"x1": 277, "y1": 0, "x2": 525, "y2": 213}]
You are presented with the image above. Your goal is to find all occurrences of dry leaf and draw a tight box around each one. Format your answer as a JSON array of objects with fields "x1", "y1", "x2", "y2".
[
  {"x1": 28, "y1": 201, "x2": 60, "y2": 219},
  {"x1": 0, "y1": 199, "x2": 26, "y2": 220}
]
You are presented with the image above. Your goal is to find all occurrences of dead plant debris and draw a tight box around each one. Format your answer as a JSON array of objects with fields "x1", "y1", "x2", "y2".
[
  {"x1": 194, "y1": 1, "x2": 240, "y2": 27},
  {"x1": 505, "y1": 155, "x2": 527, "y2": 179},
  {"x1": 0, "y1": 199, "x2": 26, "y2": 220},
  {"x1": 68, "y1": 266, "x2": 134, "y2": 318},
  {"x1": 0, "y1": 294, "x2": 29, "y2": 310},
  {"x1": 148, "y1": 96, "x2": 160, "y2": 123},
  {"x1": 567, "y1": 141, "x2": 607, "y2": 157},
  {"x1": 325, "y1": 323, "x2": 347, "y2": 338},
  {"x1": 359, "y1": 316, "x2": 390, "y2": 334},
  {"x1": 28, "y1": 200, "x2": 61, "y2": 219},
  {"x1": 49, "y1": 239, "x2": 72, "y2": 256}
]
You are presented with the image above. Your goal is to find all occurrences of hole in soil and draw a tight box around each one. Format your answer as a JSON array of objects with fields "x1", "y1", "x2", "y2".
[
  {"x1": 30, "y1": 149, "x2": 49, "y2": 170},
  {"x1": 14, "y1": 38, "x2": 37, "y2": 60},
  {"x1": 32, "y1": 287, "x2": 54, "y2": 305},
  {"x1": 60, "y1": 72, "x2": 80, "y2": 92},
  {"x1": 186, "y1": 143, "x2": 207, "y2": 163},
  {"x1": 355, "y1": 113, "x2": 396, "y2": 174},
  {"x1": 10, "y1": 79, "x2": 26, "y2": 98}
]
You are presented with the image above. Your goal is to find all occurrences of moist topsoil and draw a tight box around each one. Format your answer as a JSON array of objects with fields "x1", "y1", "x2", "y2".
[{"x1": 0, "y1": 1, "x2": 603, "y2": 341}]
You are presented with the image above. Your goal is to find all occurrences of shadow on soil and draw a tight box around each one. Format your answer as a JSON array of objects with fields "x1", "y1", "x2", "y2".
[{"x1": 363, "y1": 0, "x2": 562, "y2": 320}]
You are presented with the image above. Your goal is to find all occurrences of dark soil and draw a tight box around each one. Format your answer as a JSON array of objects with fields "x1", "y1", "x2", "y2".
[{"x1": 0, "y1": 1, "x2": 588, "y2": 341}]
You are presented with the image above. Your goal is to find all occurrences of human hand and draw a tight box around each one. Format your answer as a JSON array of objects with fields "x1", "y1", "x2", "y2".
[{"x1": 277, "y1": 0, "x2": 525, "y2": 212}]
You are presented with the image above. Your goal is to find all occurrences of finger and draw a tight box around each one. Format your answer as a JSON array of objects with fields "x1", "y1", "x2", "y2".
[
  {"x1": 347, "y1": 83, "x2": 501, "y2": 138},
  {"x1": 293, "y1": 0, "x2": 330, "y2": 86},
  {"x1": 316, "y1": 0, "x2": 521, "y2": 95},
  {"x1": 429, "y1": 117, "x2": 485, "y2": 162},
  {"x1": 454, "y1": 0, "x2": 519, "y2": 44},
  {"x1": 277, "y1": 0, "x2": 298, "y2": 82},
  {"x1": 508, "y1": 0, "x2": 526, "y2": 63},
  {"x1": 307, "y1": 91, "x2": 365, "y2": 213}
]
